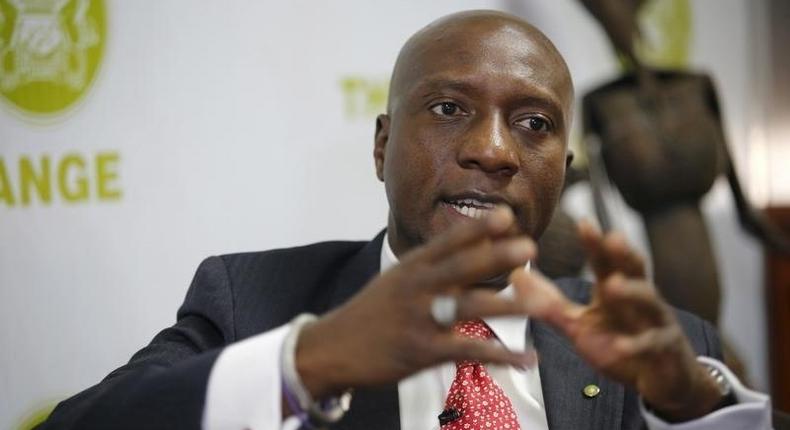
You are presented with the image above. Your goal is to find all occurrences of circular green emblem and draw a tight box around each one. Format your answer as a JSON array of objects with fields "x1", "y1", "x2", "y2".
[{"x1": 0, "y1": 0, "x2": 105, "y2": 115}]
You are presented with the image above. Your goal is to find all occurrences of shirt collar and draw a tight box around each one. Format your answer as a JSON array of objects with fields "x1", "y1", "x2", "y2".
[{"x1": 380, "y1": 233, "x2": 529, "y2": 353}]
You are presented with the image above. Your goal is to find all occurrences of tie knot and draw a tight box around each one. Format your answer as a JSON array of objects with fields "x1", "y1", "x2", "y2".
[{"x1": 454, "y1": 319, "x2": 494, "y2": 341}]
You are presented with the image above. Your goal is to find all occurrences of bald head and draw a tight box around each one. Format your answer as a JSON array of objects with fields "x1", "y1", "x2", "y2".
[{"x1": 387, "y1": 10, "x2": 573, "y2": 119}]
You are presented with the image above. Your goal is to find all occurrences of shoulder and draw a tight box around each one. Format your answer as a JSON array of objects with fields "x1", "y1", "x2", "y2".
[
  {"x1": 213, "y1": 239, "x2": 373, "y2": 308},
  {"x1": 552, "y1": 277, "x2": 723, "y2": 359},
  {"x1": 218, "y1": 239, "x2": 370, "y2": 275},
  {"x1": 203, "y1": 236, "x2": 383, "y2": 336},
  {"x1": 185, "y1": 239, "x2": 370, "y2": 301}
]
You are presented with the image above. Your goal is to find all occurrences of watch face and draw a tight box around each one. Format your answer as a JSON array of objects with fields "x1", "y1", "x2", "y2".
[{"x1": 705, "y1": 364, "x2": 732, "y2": 396}]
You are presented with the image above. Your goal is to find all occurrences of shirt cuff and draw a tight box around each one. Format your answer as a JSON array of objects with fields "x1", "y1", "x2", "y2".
[
  {"x1": 640, "y1": 356, "x2": 772, "y2": 430},
  {"x1": 202, "y1": 324, "x2": 290, "y2": 430}
]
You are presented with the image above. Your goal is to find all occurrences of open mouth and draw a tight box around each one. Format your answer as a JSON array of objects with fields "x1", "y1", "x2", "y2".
[{"x1": 444, "y1": 197, "x2": 498, "y2": 219}]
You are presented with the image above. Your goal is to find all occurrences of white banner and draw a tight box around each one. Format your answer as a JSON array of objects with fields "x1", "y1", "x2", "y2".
[{"x1": 0, "y1": 1, "x2": 766, "y2": 428}]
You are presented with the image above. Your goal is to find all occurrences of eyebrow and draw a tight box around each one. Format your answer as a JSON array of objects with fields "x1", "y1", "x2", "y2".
[{"x1": 416, "y1": 78, "x2": 481, "y2": 99}]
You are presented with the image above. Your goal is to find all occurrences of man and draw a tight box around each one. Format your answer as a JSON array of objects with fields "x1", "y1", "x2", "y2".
[{"x1": 40, "y1": 10, "x2": 770, "y2": 430}]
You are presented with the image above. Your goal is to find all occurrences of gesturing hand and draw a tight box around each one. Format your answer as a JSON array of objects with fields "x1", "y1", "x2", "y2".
[
  {"x1": 296, "y1": 207, "x2": 538, "y2": 399},
  {"x1": 511, "y1": 220, "x2": 724, "y2": 422}
]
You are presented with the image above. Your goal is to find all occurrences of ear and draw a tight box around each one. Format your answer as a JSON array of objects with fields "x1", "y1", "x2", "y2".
[
  {"x1": 565, "y1": 149, "x2": 574, "y2": 168},
  {"x1": 374, "y1": 114, "x2": 390, "y2": 182}
]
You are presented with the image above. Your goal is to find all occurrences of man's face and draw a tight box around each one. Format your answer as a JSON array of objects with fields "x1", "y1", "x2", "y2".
[{"x1": 376, "y1": 19, "x2": 574, "y2": 256}]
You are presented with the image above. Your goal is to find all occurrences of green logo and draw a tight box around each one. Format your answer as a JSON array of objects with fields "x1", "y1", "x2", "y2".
[
  {"x1": 0, "y1": 0, "x2": 105, "y2": 115},
  {"x1": 636, "y1": 0, "x2": 691, "y2": 68},
  {"x1": 339, "y1": 75, "x2": 388, "y2": 120},
  {"x1": 16, "y1": 402, "x2": 57, "y2": 430}
]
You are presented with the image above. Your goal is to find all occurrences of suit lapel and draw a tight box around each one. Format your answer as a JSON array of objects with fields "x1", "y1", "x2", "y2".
[
  {"x1": 323, "y1": 231, "x2": 401, "y2": 430},
  {"x1": 533, "y1": 279, "x2": 624, "y2": 430},
  {"x1": 325, "y1": 230, "x2": 385, "y2": 310}
]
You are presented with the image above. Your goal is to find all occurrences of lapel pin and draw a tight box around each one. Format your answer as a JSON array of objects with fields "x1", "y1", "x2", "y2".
[{"x1": 583, "y1": 384, "x2": 601, "y2": 398}]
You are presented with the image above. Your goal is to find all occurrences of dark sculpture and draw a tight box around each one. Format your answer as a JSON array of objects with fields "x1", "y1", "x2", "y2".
[
  {"x1": 583, "y1": 71, "x2": 726, "y2": 324},
  {"x1": 539, "y1": 0, "x2": 785, "y2": 383},
  {"x1": 578, "y1": 0, "x2": 790, "y2": 323},
  {"x1": 538, "y1": 0, "x2": 790, "y2": 324}
]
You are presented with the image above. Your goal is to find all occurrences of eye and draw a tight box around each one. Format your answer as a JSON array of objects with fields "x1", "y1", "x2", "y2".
[
  {"x1": 516, "y1": 115, "x2": 552, "y2": 133},
  {"x1": 430, "y1": 102, "x2": 464, "y2": 116}
]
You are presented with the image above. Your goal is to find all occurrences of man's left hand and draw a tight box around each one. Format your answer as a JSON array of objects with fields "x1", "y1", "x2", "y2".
[{"x1": 511, "y1": 220, "x2": 724, "y2": 422}]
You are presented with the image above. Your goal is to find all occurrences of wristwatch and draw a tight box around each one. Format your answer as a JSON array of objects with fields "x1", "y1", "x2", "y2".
[
  {"x1": 281, "y1": 314, "x2": 353, "y2": 429},
  {"x1": 645, "y1": 361, "x2": 738, "y2": 422},
  {"x1": 702, "y1": 362, "x2": 737, "y2": 411}
]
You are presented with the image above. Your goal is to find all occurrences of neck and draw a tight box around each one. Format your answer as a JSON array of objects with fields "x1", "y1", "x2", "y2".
[{"x1": 384, "y1": 226, "x2": 512, "y2": 291}]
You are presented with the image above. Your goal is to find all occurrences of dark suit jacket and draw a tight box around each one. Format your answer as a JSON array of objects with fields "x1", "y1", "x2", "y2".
[{"x1": 40, "y1": 231, "x2": 722, "y2": 430}]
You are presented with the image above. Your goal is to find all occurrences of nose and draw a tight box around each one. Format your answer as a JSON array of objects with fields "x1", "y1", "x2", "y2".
[{"x1": 457, "y1": 114, "x2": 519, "y2": 177}]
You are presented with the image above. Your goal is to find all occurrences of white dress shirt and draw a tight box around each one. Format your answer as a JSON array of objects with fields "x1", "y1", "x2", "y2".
[{"x1": 203, "y1": 235, "x2": 771, "y2": 429}]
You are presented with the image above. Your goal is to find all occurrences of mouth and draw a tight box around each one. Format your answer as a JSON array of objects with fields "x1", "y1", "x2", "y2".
[{"x1": 441, "y1": 193, "x2": 508, "y2": 220}]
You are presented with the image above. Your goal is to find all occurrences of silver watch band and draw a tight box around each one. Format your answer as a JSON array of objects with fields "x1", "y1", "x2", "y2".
[
  {"x1": 281, "y1": 313, "x2": 352, "y2": 428},
  {"x1": 702, "y1": 362, "x2": 733, "y2": 397}
]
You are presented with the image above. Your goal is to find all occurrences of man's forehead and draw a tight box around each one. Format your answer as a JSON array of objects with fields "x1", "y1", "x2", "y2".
[
  {"x1": 389, "y1": 12, "x2": 573, "y2": 115},
  {"x1": 411, "y1": 32, "x2": 566, "y2": 90}
]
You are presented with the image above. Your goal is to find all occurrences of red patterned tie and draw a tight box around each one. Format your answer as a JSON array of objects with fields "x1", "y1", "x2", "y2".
[{"x1": 439, "y1": 319, "x2": 521, "y2": 430}]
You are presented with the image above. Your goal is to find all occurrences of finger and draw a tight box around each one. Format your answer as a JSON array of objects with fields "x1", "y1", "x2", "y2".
[
  {"x1": 600, "y1": 273, "x2": 657, "y2": 301},
  {"x1": 454, "y1": 289, "x2": 530, "y2": 320},
  {"x1": 406, "y1": 205, "x2": 516, "y2": 264},
  {"x1": 439, "y1": 337, "x2": 538, "y2": 369},
  {"x1": 603, "y1": 233, "x2": 646, "y2": 278},
  {"x1": 578, "y1": 220, "x2": 646, "y2": 280},
  {"x1": 611, "y1": 325, "x2": 685, "y2": 358},
  {"x1": 598, "y1": 274, "x2": 670, "y2": 329},
  {"x1": 588, "y1": 225, "x2": 646, "y2": 279},
  {"x1": 510, "y1": 268, "x2": 584, "y2": 335},
  {"x1": 427, "y1": 236, "x2": 536, "y2": 290},
  {"x1": 577, "y1": 219, "x2": 612, "y2": 280}
]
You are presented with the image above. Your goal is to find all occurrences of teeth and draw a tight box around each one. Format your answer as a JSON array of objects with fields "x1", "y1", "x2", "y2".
[
  {"x1": 449, "y1": 202, "x2": 490, "y2": 219},
  {"x1": 460, "y1": 198, "x2": 495, "y2": 209}
]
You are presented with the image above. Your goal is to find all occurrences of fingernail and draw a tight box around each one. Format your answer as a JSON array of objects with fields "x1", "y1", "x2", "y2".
[
  {"x1": 509, "y1": 239, "x2": 535, "y2": 260},
  {"x1": 486, "y1": 205, "x2": 513, "y2": 230},
  {"x1": 604, "y1": 274, "x2": 627, "y2": 295},
  {"x1": 508, "y1": 267, "x2": 525, "y2": 284},
  {"x1": 516, "y1": 350, "x2": 538, "y2": 370},
  {"x1": 605, "y1": 232, "x2": 627, "y2": 249},
  {"x1": 607, "y1": 273, "x2": 625, "y2": 286}
]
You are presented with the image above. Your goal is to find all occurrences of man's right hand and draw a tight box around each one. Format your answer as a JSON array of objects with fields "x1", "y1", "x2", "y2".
[{"x1": 295, "y1": 207, "x2": 537, "y2": 399}]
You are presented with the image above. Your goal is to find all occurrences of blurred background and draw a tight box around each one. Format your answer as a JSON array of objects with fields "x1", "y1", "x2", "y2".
[{"x1": 1, "y1": 0, "x2": 788, "y2": 428}]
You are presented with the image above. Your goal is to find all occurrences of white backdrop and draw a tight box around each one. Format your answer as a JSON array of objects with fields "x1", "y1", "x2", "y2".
[{"x1": 0, "y1": 1, "x2": 769, "y2": 428}]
